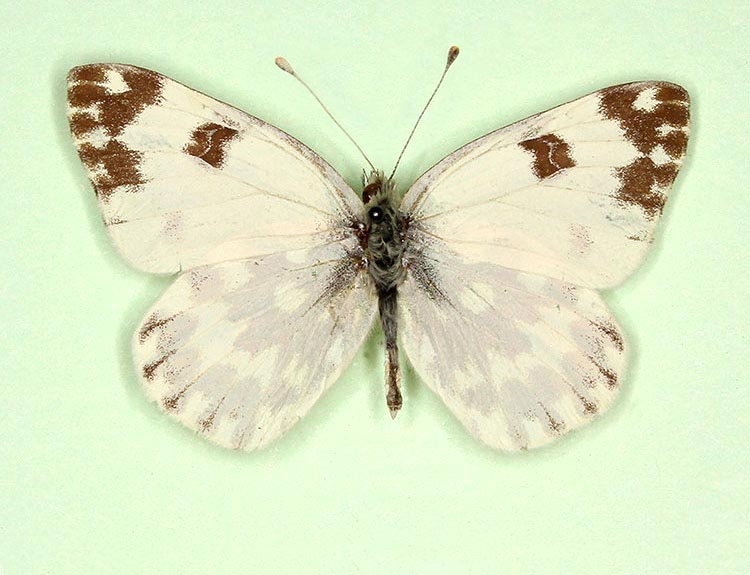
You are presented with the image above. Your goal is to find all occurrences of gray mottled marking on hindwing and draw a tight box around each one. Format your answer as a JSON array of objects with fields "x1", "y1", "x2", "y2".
[
  {"x1": 402, "y1": 223, "x2": 451, "y2": 304},
  {"x1": 317, "y1": 254, "x2": 365, "y2": 307},
  {"x1": 407, "y1": 250, "x2": 451, "y2": 304}
]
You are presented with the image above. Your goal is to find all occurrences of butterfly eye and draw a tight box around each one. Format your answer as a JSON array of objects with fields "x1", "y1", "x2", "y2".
[{"x1": 369, "y1": 206, "x2": 384, "y2": 223}]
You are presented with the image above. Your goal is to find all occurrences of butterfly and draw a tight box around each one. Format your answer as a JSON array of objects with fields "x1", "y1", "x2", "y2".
[{"x1": 66, "y1": 47, "x2": 690, "y2": 451}]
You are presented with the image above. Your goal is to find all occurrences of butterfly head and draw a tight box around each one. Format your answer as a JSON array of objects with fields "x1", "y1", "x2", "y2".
[
  {"x1": 361, "y1": 169, "x2": 395, "y2": 204},
  {"x1": 362, "y1": 169, "x2": 400, "y2": 239}
]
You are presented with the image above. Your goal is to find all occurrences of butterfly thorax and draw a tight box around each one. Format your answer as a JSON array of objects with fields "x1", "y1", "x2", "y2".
[
  {"x1": 362, "y1": 171, "x2": 407, "y2": 293},
  {"x1": 365, "y1": 200, "x2": 407, "y2": 292}
]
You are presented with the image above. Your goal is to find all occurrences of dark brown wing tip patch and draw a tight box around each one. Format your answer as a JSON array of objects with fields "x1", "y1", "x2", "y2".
[
  {"x1": 67, "y1": 64, "x2": 164, "y2": 138},
  {"x1": 599, "y1": 82, "x2": 690, "y2": 220},
  {"x1": 77, "y1": 141, "x2": 146, "y2": 202},
  {"x1": 599, "y1": 82, "x2": 690, "y2": 156},
  {"x1": 68, "y1": 65, "x2": 107, "y2": 84},
  {"x1": 67, "y1": 64, "x2": 164, "y2": 202},
  {"x1": 519, "y1": 133, "x2": 576, "y2": 180}
]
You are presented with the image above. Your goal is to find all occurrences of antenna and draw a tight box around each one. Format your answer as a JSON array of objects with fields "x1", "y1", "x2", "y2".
[
  {"x1": 388, "y1": 45, "x2": 459, "y2": 182},
  {"x1": 275, "y1": 56, "x2": 376, "y2": 172}
]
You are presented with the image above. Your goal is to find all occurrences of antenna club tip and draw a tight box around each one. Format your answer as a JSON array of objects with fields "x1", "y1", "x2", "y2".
[
  {"x1": 447, "y1": 45, "x2": 460, "y2": 66},
  {"x1": 275, "y1": 57, "x2": 295, "y2": 75}
]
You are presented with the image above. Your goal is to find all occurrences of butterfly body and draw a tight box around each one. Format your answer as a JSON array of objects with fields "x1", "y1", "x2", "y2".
[
  {"x1": 360, "y1": 171, "x2": 408, "y2": 415},
  {"x1": 67, "y1": 62, "x2": 689, "y2": 451}
]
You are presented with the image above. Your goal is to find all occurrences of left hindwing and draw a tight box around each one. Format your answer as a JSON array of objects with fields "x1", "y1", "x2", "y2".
[
  {"x1": 400, "y1": 82, "x2": 690, "y2": 289},
  {"x1": 134, "y1": 245, "x2": 377, "y2": 451}
]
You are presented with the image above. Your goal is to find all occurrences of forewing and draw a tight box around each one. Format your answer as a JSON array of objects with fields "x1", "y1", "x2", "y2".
[
  {"x1": 399, "y1": 246, "x2": 625, "y2": 451},
  {"x1": 134, "y1": 243, "x2": 377, "y2": 450},
  {"x1": 400, "y1": 82, "x2": 690, "y2": 288},
  {"x1": 67, "y1": 63, "x2": 363, "y2": 273}
]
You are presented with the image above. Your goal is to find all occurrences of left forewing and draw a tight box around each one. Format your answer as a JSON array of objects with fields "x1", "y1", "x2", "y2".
[
  {"x1": 67, "y1": 64, "x2": 363, "y2": 274},
  {"x1": 133, "y1": 243, "x2": 377, "y2": 450}
]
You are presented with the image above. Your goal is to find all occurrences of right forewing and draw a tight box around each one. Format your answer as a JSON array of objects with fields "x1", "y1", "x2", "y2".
[{"x1": 399, "y1": 82, "x2": 689, "y2": 289}]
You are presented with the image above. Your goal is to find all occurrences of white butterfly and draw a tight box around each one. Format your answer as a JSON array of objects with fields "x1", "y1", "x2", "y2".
[{"x1": 66, "y1": 48, "x2": 690, "y2": 451}]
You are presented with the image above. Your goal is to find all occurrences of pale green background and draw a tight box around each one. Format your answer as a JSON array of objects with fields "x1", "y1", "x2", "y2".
[{"x1": 2, "y1": 1, "x2": 748, "y2": 573}]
